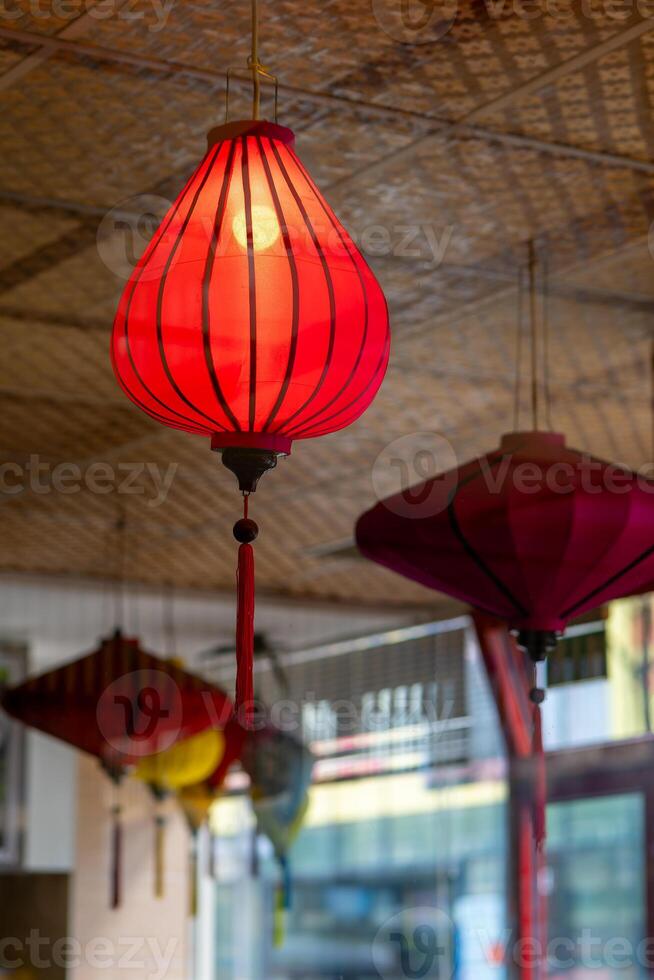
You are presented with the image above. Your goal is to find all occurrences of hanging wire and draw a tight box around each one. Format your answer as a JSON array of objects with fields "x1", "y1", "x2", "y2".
[
  {"x1": 225, "y1": 0, "x2": 279, "y2": 123},
  {"x1": 101, "y1": 513, "x2": 115, "y2": 634},
  {"x1": 250, "y1": 0, "x2": 261, "y2": 120},
  {"x1": 515, "y1": 242, "x2": 555, "y2": 433},
  {"x1": 113, "y1": 503, "x2": 127, "y2": 633},
  {"x1": 513, "y1": 264, "x2": 525, "y2": 430},
  {"x1": 129, "y1": 503, "x2": 141, "y2": 637},
  {"x1": 541, "y1": 246, "x2": 553, "y2": 431},
  {"x1": 527, "y1": 240, "x2": 540, "y2": 431},
  {"x1": 163, "y1": 583, "x2": 177, "y2": 659}
]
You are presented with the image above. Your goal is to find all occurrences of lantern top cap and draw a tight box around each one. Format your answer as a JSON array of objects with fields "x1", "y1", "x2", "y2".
[
  {"x1": 207, "y1": 119, "x2": 295, "y2": 149},
  {"x1": 499, "y1": 430, "x2": 566, "y2": 453}
]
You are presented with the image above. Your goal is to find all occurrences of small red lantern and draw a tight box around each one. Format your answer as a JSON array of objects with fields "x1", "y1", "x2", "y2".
[{"x1": 111, "y1": 120, "x2": 389, "y2": 719}]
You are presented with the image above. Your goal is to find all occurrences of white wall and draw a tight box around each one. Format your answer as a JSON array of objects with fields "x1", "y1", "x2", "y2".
[
  {"x1": 70, "y1": 755, "x2": 190, "y2": 980},
  {"x1": 23, "y1": 731, "x2": 78, "y2": 872}
]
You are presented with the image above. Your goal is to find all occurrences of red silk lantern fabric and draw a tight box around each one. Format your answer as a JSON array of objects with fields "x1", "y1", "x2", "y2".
[
  {"x1": 111, "y1": 120, "x2": 390, "y2": 454},
  {"x1": 356, "y1": 431, "x2": 654, "y2": 633},
  {"x1": 1, "y1": 631, "x2": 233, "y2": 768}
]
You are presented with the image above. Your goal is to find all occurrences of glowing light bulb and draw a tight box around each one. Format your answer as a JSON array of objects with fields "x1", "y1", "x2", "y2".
[{"x1": 232, "y1": 204, "x2": 280, "y2": 252}]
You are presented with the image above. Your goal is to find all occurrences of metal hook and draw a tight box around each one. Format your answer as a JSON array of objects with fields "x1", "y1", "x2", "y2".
[{"x1": 224, "y1": 65, "x2": 279, "y2": 124}]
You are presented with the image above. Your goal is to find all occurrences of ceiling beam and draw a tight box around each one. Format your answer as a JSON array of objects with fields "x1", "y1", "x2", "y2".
[
  {"x1": 326, "y1": 16, "x2": 654, "y2": 193},
  {"x1": 0, "y1": 304, "x2": 109, "y2": 332},
  {"x1": 0, "y1": 187, "x2": 127, "y2": 220},
  {"x1": 0, "y1": 220, "x2": 98, "y2": 294},
  {"x1": 0, "y1": 0, "x2": 132, "y2": 91},
  {"x1": 466, "y1": 18, "x2": 654, "y2": 123},
  {"x1": 1, "y1": 25, "x2": 654, "y2": 178}
]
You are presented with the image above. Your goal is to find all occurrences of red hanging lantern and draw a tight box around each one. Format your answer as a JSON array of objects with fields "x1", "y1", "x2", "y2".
[
  {"x1": 111, "y1": 120, "x2": 389, "y2": 474},
  {"x1": 111, "y1": 110, "x2": 389, "y2": 716},
  {"x1": 356, "y1": 430, "x2": 654, "y2": 661}
]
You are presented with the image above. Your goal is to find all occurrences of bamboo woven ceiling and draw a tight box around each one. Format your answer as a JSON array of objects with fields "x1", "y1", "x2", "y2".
[{"x1": 1, "y1": 0, "x2": 654, "y2": 608}]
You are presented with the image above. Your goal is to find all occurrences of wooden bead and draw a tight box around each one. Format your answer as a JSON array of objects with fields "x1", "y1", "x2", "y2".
[{"x1": 233, "y1": 518, "x2": 259, "y2": 543}]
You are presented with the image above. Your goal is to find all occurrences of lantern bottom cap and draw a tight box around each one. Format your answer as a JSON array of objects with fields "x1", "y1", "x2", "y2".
[
  {"x1": 219, "y1": 447, "x2": 279, "y2": 493},
  {"x1": 516, "y1": 628, "x2": 559, "y2": 662},
  {"x1": 212, "y1": 434, "x2": 292, "y2": 493}
]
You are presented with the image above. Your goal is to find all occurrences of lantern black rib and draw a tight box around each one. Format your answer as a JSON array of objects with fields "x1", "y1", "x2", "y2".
[
  {"x1": 290, "y1": 316, "x2": 389, "y2": 436},
  {"x1": 156, "y1": 143, "x2": 231, "y2": 431},
  {"x1": 291, "y1": 333, "x2": 389, "y2": 439},
  {"x1": 447, "y1": 493, "x2": 529, "y2": 619},
  {"x1": 284, "y1": 151, "x2": 389, "y2": 438},
  {"x1": 265, "y1": 139, "x2": 336, "y2": 434},
  {"x1": 561, "y1": 541, "x2": 654, "y2": 619},
  {"x1": 241, "y1": 137, "x2": 258, "y2": 432},
  {"x1": 121, "y1": 150, "x2": 213, "y2": 435},
  {"x1": 257, "y1": 135, "x2": 300, "y2": 433},
  {"x1": 281, "y1": 152, "x2": 369, "y2": 439},
  {"x1": 202, "y1": 140, "x2": 241, "y2": 432}
]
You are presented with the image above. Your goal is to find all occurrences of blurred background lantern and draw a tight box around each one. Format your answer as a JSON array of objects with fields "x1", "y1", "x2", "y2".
[
  {"x1": 356, "y1": 244, "x2": 654, "y2": 671},
  {"x1": 356, "y1": 429, "x2": 654, "y2": 665},
  {"x1": 1, "y1": 630, "x2": 233, "y2": 908},
  {"x1": 133, "y1": 727, "x2": 226, "y2": 899},
  {"x1": 242, "y1": 727, "x2": 314, "y2": 944}
]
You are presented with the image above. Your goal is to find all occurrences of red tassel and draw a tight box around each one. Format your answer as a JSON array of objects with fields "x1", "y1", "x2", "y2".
[
  {"x1": 532, "y1": 704, "x2": 546, "y2": 850},
  {"x1": 110, "y1": 804, "x2": 122, "y2": 909},
  {"x1": 235, "y1": 542, "x2": 255, "y2": 728}
]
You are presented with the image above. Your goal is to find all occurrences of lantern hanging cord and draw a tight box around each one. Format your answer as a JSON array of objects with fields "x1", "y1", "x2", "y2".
[
  {"x1": 113, "y1": 506, "x2": 127, "y2": 633},
  {"x1": 528, "y1": 240, "x2": 540, "y2": 431},
  {"x1": 513, "y1": 265, "x2": 524, "y2": 430},
  {"x1": 163, "y1": 583, "x2": 177, "y2": 659},
  {"x1": 249, "y1": 0, "x2": 262, "y2": 120},
  {"x1": 542, "y1": 248, "x2": 553, "y2": 430}
]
